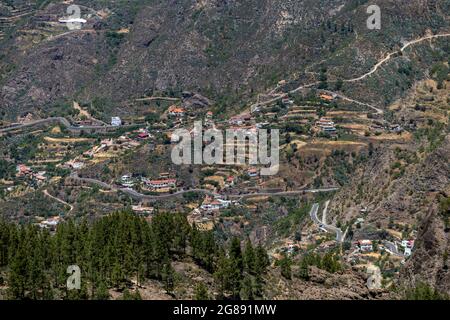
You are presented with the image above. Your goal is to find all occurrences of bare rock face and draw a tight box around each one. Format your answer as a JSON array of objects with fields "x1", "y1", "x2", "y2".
[
  {"x1": 401, "y1": 203, "x2": 450, "y2": 294},
  {"x1": 329, "y1": 127, "x2": 450, "y2": 295},
  {"x1": 1, "y1": 0, "x2": 449, "y2": 119},
  {"x1": 182, "y1": 93, "x2": 212, "y2": 110}
]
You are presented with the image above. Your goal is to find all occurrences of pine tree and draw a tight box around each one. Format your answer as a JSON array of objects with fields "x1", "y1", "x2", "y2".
[
  {"x1": 194, "y1": 283, "x2": 209, "y2": 300},
  {"x1": 240, "y1": 275, "x2": 254, "y2": 300},
  {"x1": 255, "y1": 245, "x2": 270, "y2": 274},
  {"x1": 243, "y1": 239, "x2": 255, "y2": 274},
  {"x1": 121, "y1": 288, "x2": 134, "y2": 300},
  {"x1": 253, "y1": 274, "x2": 264, "y2": 298},
  {"x1": 279, "y1": 254, "x2": 292, "y2": 280},
  {"x1": 229, "y1": 237, "x2": 243, "y2": 272},
  {"x1": 161, "y1": 261, "x2": 175, "y2": 295},
  {"x1": 94, "y1": 281, "x2": 110, "y2": 300},
  {"x1": 299, "y1": 258, "x2": 310, "y2": 280}
]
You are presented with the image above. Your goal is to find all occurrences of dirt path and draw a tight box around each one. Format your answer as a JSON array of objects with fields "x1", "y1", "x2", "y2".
[
  {"x1": 43, "y1": 189, "x2": 74, "y2": 212},
  {"x1": 251, "y1": 32, "x2": 450, "y2": 113},
  {"x1": 73, "y1": 101, "x2": 107, "y2": 125},
  {"x1": 344, "y1": 33, "x2": 450, "y2": 83}
]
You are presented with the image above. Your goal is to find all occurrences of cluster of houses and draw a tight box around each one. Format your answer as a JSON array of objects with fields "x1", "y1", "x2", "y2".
[
  {"x1": 401, "y1": 239, "x2": 415, "y2": 256},
  {"x1": 186, "y1": 195, "x2": 237, "y2": 231},
  {"x1": 143, "y1": 178, "x2": 177, "y2": 191},
  {"x1": 354, "y1": 238, "x2": 415, "y2": 257},
  {"x1": 357, "y1": 240, "x2": 374, "y2": 252},
  {"x1": 228, "y1": 113, "x2": 253, "y2": 126},
  {"x1": 119, "y1": 172, "x2": 178, "y2": 193},
  {"x1": 200, "y1": 196, "x2": 232, "y2": 211},
  {"x1": 16, "y1": 164, "x2": 47, "y2": 183}
]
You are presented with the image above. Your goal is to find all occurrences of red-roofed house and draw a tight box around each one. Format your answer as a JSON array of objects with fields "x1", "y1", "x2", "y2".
[
  {"x1": 16, "y1": 164, "x2": 32, "y2": 176},
  {"x1": 146, "y1": 179, "x2": 177, "y2": 190},
  {"x1": 168, "y1": 105, "x2": 185, "y2": 117}
]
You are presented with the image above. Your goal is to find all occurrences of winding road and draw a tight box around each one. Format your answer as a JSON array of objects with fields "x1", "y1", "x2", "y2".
[
  {"x1": 345, "y1": 33, "x2": 450, "y2": 83},
  {"x1": 251, "y1": 32, "x2": 450, "y2": 113},
  {"x1": 0, "y1": 117, "x2": 143, "y2": 134},
  {"x1": 71, "y1": 175, "x2": 338, "y2": 203},
  {"x1": 43, "y1": 189, "x2": 74, "y2": 212},
  {"x1": 310, "y1": 202, "x2": 344, "y2": 243}
]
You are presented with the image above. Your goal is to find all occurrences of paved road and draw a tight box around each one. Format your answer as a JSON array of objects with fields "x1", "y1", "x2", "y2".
[
  {"x1": 310, "y1": 202, "x2": 344, "y2": 243},
  {"x1": 322, "y1": 200, "x2": 330, "y2": 224},
  {"x1": 72, "y1": 175, "x2": 338, "y2": 202},
  {"x1": 228, "y1": 188, "x2": 339, "y2": 200},
  {"x1": 0, "y1": 117, "x2": 142, "y2": 134}
]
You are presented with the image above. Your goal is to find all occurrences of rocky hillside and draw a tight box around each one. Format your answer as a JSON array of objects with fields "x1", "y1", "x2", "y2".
[
  {"x1": 328, "y1": 78, "x2": 450, "y2": 294},
  {"x1": 0, "y1": 0, "x2": 449, "y2": 120}
]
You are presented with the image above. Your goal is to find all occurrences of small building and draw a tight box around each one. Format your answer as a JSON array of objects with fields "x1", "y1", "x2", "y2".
[
  {"x1": 132, "y1": 204, "x2": 154, "y2": 215},
  {"x1": 58, "y1": 18, "x2": 87, "y2": 24},
  {"x1": 38, "y1": 216, "x2": 61, "y2": 231},
  {"x1": 281, "y1": 97, "x2": 294, "y2": 106},
  {"x1": 200, "y1": 197, "x2": 231, "y2": 211},
  {"x1": 34, "y1": 171, "x2": 47, "y2": 181},
  {"x1": 389, "y1": 124, "x2": 403, "y2": 133},
  {"x1": 251, "y1": 105, "x2": 261, "y2": 114},
  {"x1": 316, "y1": 117, "x2": 336, "y2": 134},
  {"x1": 111, "y1": 117, "x2": 122, "y2": 126},
  {"x1": 247, "y1": 168, "x2": 259, "y2": 178},
  {"x1": 404, "y1": 247, "x2": 412, "y2": 257},
  {"x1": 319, "y1": 93, "x2": 335, "y2": 102},
  {"x1": 16, "y1": 164, "x2": 32, "y2": 176},
  {"x1": 145, "y1": 178, "x2": 177, "y2": 190},
  {"x1": 168, "y1": 105, "x2": 185, "y2": 117},
  {"x1": 120, "y1": 175, "x2": 134, "y2": 188},
  {"x1": 228, "y1": 113, "x2": 252, "y2": 126},
  {"x1": 137, "y1": 131, "x2": 149, "y2": 140},
  {"x1": 67, "y1": 161, "x2": 85, "y2": 170},
  {"x1": 401, "y1": 240, "x2": 414, "y2": 249},
  {"x1": 225, "y1": 176, "x2": 235, "y2": 187},
  {"x1": 358, "y1": 240, "x2": 373, "y2": 252}
]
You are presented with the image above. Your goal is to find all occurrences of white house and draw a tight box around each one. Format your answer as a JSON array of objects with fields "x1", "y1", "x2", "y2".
[
  {"x1": 201, "y1": 198, "x2": 231, "y2": 211},
  {"x1": 111, "y1": 117, "x2": 122, "y2": 126},
  {"x1": 145, "y1": 179, "x2": 177, "y2": 190},
  {"x1": 120, "y1": 175, "x2": 134, "y2": 187},
  {"x1": 358, "y1": 240, "x2": 373, "y2": 252}
]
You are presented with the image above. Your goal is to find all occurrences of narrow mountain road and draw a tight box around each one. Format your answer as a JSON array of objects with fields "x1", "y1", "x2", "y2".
[
  {"x1": 322, "y1": 200, "x2": 330, "y2": 224},
  {"x1": 0, "y1": 117, "x2": 143, "y2": 134},
  {"x1": 321, "y1": 89, "x2": 383, "y2": 115},
  {"x1": 251, "y1": 32, "x2": 450, "y2": 113},
  {"x1": 71, "y1": 175, "x2": 338, "y2": 202},
  {"x1": 310, "y1": 202, "x2": 344, "y2": 243},
  {"x1": 344, "y1": 33, "x2": 450, "y2": 83},
  {"x1": 43, "y1": 189, "x2": 74, "y2": 212}
]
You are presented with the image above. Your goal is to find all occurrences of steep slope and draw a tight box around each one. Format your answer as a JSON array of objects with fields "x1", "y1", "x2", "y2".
[
  {"x1": 327, "y1": 78, "x2": 450, "y2": 294},
  {"x1": 0, "y1": 0, "x2": 449, "y2": 120}
]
